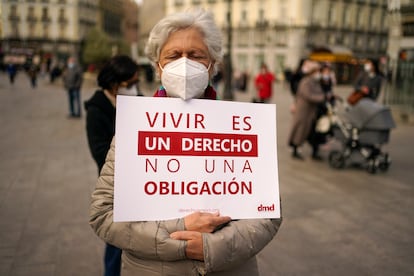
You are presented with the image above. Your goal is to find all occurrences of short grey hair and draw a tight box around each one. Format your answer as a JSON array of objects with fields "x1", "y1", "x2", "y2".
[{"x1": 145, "y1": 9, "x2": 223, "y2": 74}]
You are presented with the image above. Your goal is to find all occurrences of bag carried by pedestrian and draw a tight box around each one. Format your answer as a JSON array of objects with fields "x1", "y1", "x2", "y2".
[{"x1": 347, "y1": 90, "x2": 365, "y2": 105}]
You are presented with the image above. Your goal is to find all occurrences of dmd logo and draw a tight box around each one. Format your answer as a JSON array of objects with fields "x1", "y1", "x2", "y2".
[{"x1": 257, "y1": 203, "x2": 275, "y2": 212}]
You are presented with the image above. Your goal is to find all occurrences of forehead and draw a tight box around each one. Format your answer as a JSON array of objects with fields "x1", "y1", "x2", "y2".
[{"x1": 160, "y1": 27, "x2": 208, "y2": 54}]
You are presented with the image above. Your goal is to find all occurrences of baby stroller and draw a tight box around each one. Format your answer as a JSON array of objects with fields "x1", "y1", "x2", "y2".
[{"x1": 328, "y1": 98, "x2": 396, "y2": 174}]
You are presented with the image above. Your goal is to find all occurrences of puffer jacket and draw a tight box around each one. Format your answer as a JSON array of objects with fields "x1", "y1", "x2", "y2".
[{"x1": 90, "y1": 137, "x2": 282, "y2": 275}]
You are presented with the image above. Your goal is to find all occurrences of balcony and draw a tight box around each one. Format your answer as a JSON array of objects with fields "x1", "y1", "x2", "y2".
[
  {"x1": 8, "y1": 15, "x2": 20, "y2": 22},
  {"x1": 41, "y1": 16, "x2": 51, "y2": 23},
  {"x1": 255, "y1": 20, "x2": 269, "y2": 29},
  {"x1": 58, "y1": 17, "x2": 68, "y2": 24},
  {"x1": 26, "y1": 16, "x2": 38, "y2": 23},
  {"x1": 402, "y1": 23, "x2": 414, "y2": 37}
]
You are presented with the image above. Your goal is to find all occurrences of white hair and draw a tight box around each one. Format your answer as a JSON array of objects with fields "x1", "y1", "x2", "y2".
[{"x1": 145, "y1": 9, "x2": 223, "y2": 74}]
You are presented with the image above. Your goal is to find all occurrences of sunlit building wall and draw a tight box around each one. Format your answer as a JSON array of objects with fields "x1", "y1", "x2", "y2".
[
  {"x1": 165, "y1": 0, "x2": 388, "y2": 80},
  {"x1": 0, "y1": 0, "x2": 98, "y2": 61}
]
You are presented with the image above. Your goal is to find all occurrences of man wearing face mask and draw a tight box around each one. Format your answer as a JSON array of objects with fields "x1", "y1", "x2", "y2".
[
  {"x1": 89, "y1": 9, "x2": 282, "y2": 276},
  {"x1": 84, "y1": 55, "x2": 139, "y2": 276},
  {"x1": 354, "y1": 59, "x2": 383, "y2": 101}
]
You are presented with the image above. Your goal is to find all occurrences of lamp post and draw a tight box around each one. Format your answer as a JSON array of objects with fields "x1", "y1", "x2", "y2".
[{"x1": 222, "y1": 0, "x2": 233, "y2": 100}]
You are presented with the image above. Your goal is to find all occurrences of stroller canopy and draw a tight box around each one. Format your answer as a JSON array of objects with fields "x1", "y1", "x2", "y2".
[{"x1": 346, "y1": 98, "x2": 396, "y2": 130}]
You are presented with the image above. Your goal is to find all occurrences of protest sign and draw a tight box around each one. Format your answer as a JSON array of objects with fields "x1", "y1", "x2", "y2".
[{"x1": 114, "y1": 96, "x2": 280, "y2": 221}]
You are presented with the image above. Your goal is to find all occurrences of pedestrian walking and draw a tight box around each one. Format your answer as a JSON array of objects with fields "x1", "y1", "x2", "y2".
[
  {"x1": 84, "y1": 55, "x2": 140, "y2": 276},
  {"x1": 288, "y1": 61, "x2": 325, "y2": 160},
  {"x1": 62, "y1": 57, "x2": 83, "y2": 118},
  {"x1": 7, "y1": 63, "x2": 18, "y2": 84},
  {"x1": 27, "y1": 63, "x2": 39, "y2": 88},
  {"x1": 89, "y1": 9, "x2": 282, "y2": 276},
  {"x1": 254, "y1": 63, "x2": 275, "y2": 103}
]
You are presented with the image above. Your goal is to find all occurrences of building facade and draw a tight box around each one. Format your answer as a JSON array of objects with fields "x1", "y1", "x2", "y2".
[
  {"x1": 1, "y1": 0, "x2": 98, "y2": 65},
  {"x1": 166, "y1": 0, "x2": 389, "y2": 83},
  {"x1": 0, "y1": 0, "x2": 138, "y2": 67}
]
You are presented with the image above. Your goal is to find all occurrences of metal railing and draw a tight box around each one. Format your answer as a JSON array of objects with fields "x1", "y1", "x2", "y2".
[{"x1": 383, "y1": 61, "x2": 414, "y2": 121}]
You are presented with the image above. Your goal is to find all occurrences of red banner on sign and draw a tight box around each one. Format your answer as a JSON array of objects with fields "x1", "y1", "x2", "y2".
[{"x1": 138, "y1": 131, "x2": 258, "y2": 157}]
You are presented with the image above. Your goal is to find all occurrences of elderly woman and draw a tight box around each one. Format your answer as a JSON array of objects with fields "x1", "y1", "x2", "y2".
[
  {"x1": 288, "y1": 61, "x2": 325, "y2": 160},
  {"x1": 89, "y1": 9, "x2": 282, "y2": 276}
]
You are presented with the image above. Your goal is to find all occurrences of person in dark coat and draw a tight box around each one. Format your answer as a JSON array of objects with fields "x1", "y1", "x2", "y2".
[
  {"x1": 288, "y1": 61, "x2": 325, "y2": 160},
  {"x1": 353, "y1": 59, "x2": 383, "y2": 101},
  {"x1": 7, "y1": 63, "x2": 18, "y2": 84},
  {"x1": 289, "y1": 58, "x2": 308, "y2": 97},
  {"x1": 84, "y1": 55, "x2": 139, "y2": 276},
  {"x1": 62, "y1": 57, "x2": 83, "y2": 118}
]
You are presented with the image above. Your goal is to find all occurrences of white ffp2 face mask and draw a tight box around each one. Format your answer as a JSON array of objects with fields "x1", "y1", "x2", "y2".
[
  {"x1": 118, "y1": 85, "x2": 138, "y2": 96},
  {"x1": 159, "y1": 57, "x2": 210, "y2": 100}
]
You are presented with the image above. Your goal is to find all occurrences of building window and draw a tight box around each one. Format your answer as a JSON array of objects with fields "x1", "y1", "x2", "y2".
[
  {"x1": 236, "y1": 28, "x2": 250, "y2": 47},
  {"x1": 236, "y1": 54, "x2": 248, "y2": 72},
  {"x1": 43, "y1": 26, "x2": 49, "y2": 39},
  {"x1": 355, "y1": 7, "x2": 362, "y2": 27},
  {"x1": 41, "y1": 7, "x2": 51, "y2": 22},
  {"x1": 58, "y1": 8, "x2": 68, "y2": 24},
  {"x1": 274, "y1": 54, "x2": 285, "y2": 75},
  {"x1": 274, "y1": 29, "x2": 287, "y2": 46},
  {"x1": 27, "y1": 6, "x2": 37, "y2": 23},
  {"x1": 328, "y1": 3, "x2": 335, "y2": 26},
  {"x1": 174, "y1": 0, "x2": 184, "y2": 6}
]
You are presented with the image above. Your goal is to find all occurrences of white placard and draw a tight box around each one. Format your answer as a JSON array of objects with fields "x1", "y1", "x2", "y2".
[{"x1": 114, "y1": 96, "x2": 280, "y2": 221}]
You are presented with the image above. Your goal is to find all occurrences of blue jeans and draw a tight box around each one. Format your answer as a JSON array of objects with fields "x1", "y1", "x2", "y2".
[
  {"x1": 104, "y1": 244, "x2": 121, "y2": 276},
  {"x1": 67, "y1": 88, "x2": 81, "y2": 117}
]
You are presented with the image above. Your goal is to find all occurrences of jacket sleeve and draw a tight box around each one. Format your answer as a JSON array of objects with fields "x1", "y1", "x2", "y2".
[
  {"x1": 89, "y1": 137, "x2": 187, "y2": 261},
  {"x1": 85, "y1": 106, "x2": 113, "y2": 171},
  {"x1": 203, "y1": 217, "x2": 282, "y2": 272}
]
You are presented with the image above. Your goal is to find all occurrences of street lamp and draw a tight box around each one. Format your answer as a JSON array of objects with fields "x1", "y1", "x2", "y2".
[{"x1": 222, "y1": 0, "x2": 233, "y2": 100}]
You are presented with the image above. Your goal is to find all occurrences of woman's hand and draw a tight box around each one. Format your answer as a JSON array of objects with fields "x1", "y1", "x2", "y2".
[
  {"x1": 170, "y1": 231, "x2": 204, "y2": 261},
  {"x1": 184, "y1": 211, "x2": 231, "y2": 233}
]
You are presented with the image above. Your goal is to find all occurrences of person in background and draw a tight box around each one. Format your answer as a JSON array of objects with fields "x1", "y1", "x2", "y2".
[
  {"x1": 354, "y1": 59, "x2": 383, "y2": 101},
  {"x1": 7, "y1": 63, "x2": 17, "y2": 84},
  {"x1": 84, "y1": 55, "x2": 139, "y2": 276},
  {"x1": 62, "y1": 57, "x2": 83, "y2": 118},
  {"x1": 89, "y1": 9, "x2": 282, "y2": 276},
  {"x1": 254, "y1": 62, "x2": 275, "y2": 103},
  {"x1": 288, "y1": 61, "x2": 325, "y2": 160},
  {"x1": 27, "y1": 63, "x2": 39, "y2": 88},
  {"x1": 289, "y1": 58, "x2": 309, "y2": 97},
  {"x1": 306, "y1": 64, "x2": 337, "y2": 160}
]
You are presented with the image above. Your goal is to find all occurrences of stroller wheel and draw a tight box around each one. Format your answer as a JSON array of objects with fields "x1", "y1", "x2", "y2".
[
  {"x1": 379, "y1": 154, "x2": 391, "y2": 172},
  {"x1": 366, "y1": 159, "x2": 378, "y2": 174},
  {"x1": 329, "y1": 150, "x2": 345, "y2": 169}
]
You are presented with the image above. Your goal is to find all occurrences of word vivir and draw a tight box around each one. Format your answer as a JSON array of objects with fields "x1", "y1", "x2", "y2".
[
  {"x1": 138, "y1": 131, "x2": 258, "y2": 157},
  {"x1": 144, "y1": 179, "x2": 252, "y2": 195},
  {"x1": 145, "y1": 112, "x2": 252, "y2": 131},
  {"x1": 146, "y1": 112, "x2": 206, "y2": 129}
]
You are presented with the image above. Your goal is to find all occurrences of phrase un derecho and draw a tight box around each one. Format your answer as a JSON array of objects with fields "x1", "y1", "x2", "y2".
[{"x1": 137, "y1": 111, "x2": 259, "y2": 196}]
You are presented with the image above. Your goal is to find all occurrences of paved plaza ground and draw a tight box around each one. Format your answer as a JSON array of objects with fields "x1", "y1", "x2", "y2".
[{"x1": 0, "y1": 71, "x2": 413, "y2": 276}]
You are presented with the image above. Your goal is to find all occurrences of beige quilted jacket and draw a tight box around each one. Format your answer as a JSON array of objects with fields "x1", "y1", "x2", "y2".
[{"x1": 90, "y1": 138, "x2": 282, "y2": 275}]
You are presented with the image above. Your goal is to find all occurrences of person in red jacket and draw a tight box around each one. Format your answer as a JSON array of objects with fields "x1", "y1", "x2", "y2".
[{"x1": 254, "y1": 63, "x2": 275, "y2": 103}]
